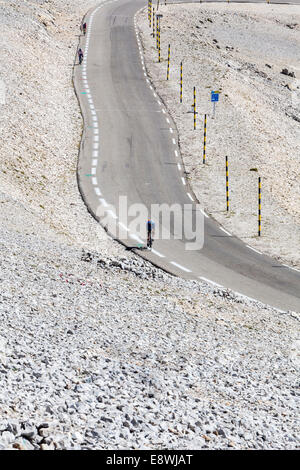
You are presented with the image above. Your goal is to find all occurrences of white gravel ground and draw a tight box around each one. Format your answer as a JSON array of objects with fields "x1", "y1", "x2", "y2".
[
  {"x1": 0, "y1": 224, "x2": 299, "y2": 450},
  {"x1": 0, "y1": 0, "x2": 299, "y2": 450},
  {"x1": 137, "y1": 2, "x2": 300, "y2": 268}
]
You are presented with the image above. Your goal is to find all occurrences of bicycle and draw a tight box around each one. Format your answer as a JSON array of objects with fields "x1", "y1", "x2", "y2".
[
  {"x1": 146, "y1": 220, "x2": 155, "y2": 249},
  {"x1": 147, "y1": 231, "x2": 153, "y2": 249}
]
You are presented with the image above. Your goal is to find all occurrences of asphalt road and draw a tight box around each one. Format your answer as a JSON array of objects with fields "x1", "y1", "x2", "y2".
[{"x1": 74, "y1": 0, "x2": 300, "y2": 312}]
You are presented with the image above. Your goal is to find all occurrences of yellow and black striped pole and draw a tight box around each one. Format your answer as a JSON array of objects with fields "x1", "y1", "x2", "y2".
[
  {"x1": 226, "y1": 156, "x2": 229, "y2": 211},
  {"x1": 258, "y1": 176, "x2": 262, "y2": 236},
  {"x1": 166, "y1": 44, "x2": 170, "y2": 80},
  {"x1": 149, "y1": 1, "x2": 152, "y2": 27},
  {"x1": 152, "y1": 8, "x2": 155, "y2": 38},
  {"x1": 180, "y1": 61, "x2": 183, "y2": 103},
  {"x1": 193, "y1": 87, "x2": 196, "y2": 130},
  {"x1": 158, "y1": 22, "x2": 161, "y2": 62},
  {"x1": 156, "y1": 15, "x2": 158, "y2": 49},
  {"x1": 158, "y1": 20, "x2": 161, "y2": 62},
  {"x1": 203, "y1": 114, "x2": 207, "y2": 164}
]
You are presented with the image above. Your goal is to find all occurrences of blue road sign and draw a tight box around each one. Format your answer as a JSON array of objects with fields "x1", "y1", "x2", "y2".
[{"x1": 211, "y1": 91, "x2": 219, "y2": 102}]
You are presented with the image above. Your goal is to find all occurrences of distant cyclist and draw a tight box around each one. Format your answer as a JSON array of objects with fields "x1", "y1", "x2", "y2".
[
  {"x1": 146, "y1": 219, "x2": 155, "y2": 249},
  {"x1": 83, "y1": 22, "x2": 87, "y2": 35},
  {"x1": 78, "y1": 48, "x2": 84, "y2": 65}
]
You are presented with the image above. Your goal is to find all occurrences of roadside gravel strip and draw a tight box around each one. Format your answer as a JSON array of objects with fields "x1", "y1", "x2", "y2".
[{"x1": 0, "y1": 0, "x2": 299, "y2": 450}]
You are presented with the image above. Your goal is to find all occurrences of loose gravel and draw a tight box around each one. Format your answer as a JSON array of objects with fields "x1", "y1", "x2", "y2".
[{"x1": 0, "y1": 223, "x2": 299, "y2": 449}]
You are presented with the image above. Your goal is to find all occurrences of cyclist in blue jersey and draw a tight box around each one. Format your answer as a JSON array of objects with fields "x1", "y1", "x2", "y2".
[
  {"x1": 146, "y1": 219, "x2": 155, "y2": 248},
  {"x1": 78, "y1": 48, "x2": 84, "y2": 65}
]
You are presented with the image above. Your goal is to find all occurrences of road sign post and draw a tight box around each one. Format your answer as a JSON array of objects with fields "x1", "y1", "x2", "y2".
[{"x1": 211, "y1": 90, "x2": 219, "y2": 118}]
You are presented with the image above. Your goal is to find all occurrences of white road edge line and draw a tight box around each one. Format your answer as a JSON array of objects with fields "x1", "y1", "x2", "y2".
[
  {"x1": 288, "y1": 266, "x2": 300, "y2": 273},
  {"x1": 246, "y1": 245, "x2": 262, "y2": 255},
  {"x1": 106, "y1": 209, "x2": 118, "y2": 220},
  {"x1": 151, "y1": 249, "x2": 165, "y2": 258},
  {"x1": 170, "y1": 262, "x2": 192, "y2": 273},
  {"x1": 119, "y1": 222, "x2": 129, "y2": 232},
  {"x1": 129, "y1": 234, "x2": 144, "y2": 244},
  {"x1": 220, "y1": 227, "x2": 232, "y2": 236},
  {"x1": 199, "y1": 276, "x2": 223, "y2": 288}
]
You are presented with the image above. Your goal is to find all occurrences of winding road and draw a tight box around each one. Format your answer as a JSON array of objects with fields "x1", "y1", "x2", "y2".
[{"x1": 74, "y1": 0, "x2": 300, "y2": 312}]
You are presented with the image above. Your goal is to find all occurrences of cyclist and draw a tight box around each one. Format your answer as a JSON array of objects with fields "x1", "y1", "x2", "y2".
[
  {"x1": 146, "y1": 219, "x2": 155, "y2": 248},
  {"x1": 78, "y1": 48, "x2": 84, "y2": 65},
  {"x1": 83, "y1": 23, "x2": 87, "y2": 35}
]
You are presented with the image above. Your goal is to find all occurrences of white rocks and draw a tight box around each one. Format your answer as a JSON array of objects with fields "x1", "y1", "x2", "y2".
[
  {"x1": 0, "y1": 432, "x2": 15, "y2": 447},
  {"x1": 12, "y1": 437, "x2": 35, "y2": 451}
]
